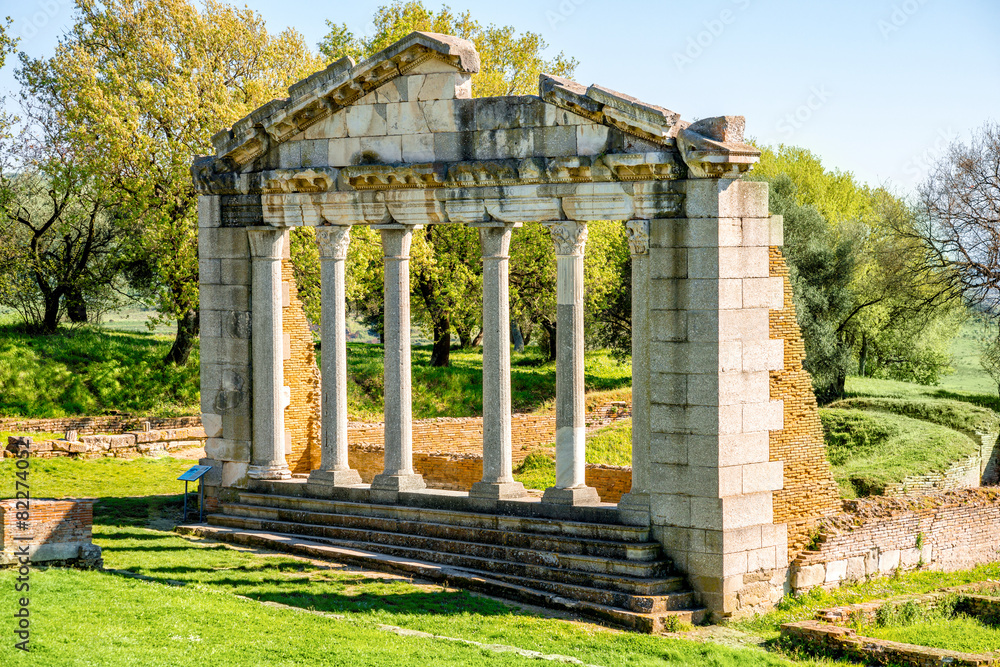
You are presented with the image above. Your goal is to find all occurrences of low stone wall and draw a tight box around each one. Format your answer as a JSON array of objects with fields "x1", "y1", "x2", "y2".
[
  {"x1": 347, "y1": 443, "x2": 633, "y2": 502},
  {"x1": 789, "y1": 489, "x2": 1000, "y2": 592},
  {"x1": 882, "y1": 434, "x2": 999, "y2": 496},
  {"x1": 0, "y1": 499, "x2": 102, "y2": 567},
  {"x1": 3, "y1": 427, "x2": 207, "y2": 459},
  {"x1": 0, "y1": 415, "x2": 202, "y2": 436},
  {"x1": 782, "y1": 620, "x2": 997, "y2": 666}
]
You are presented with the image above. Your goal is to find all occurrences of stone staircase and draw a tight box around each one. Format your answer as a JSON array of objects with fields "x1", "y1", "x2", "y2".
[{"x1": 177, "y1": 491, "x2": 705, "y2": 633}]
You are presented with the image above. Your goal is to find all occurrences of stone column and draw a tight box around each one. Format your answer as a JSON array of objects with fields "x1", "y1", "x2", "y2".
[
  {"x1": 308, "y1": 225, "x2": 362, "y2": 487},
  {"x1": 470, "y1": 223, "x2": 526, "y2": 505},
  {"x1": 618, "y1": 220, "x2": 651, "y2": 525},
  {"x1": 541, "y1": 221, "x2": 600, "y2": 506},
  {"x1": 371, "y1": 223, "x2": 426, "y2": 500},
  {"x1": 247, "y1": 229, "x2": 291, "y2": 480}
]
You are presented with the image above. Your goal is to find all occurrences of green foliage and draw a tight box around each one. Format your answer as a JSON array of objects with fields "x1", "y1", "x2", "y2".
[
  {"x1": 819, "y1": 408, "x2": 979, "y2": 497},
  {"x1": 0, "y1": 324, "x2": 199, "y2": 417},
  {"x1": 22, "y1": 0, "x2": 323, "y2": 360},
  {"x1": 319, "y1": 1, "x2": 577, "y2": 97}
]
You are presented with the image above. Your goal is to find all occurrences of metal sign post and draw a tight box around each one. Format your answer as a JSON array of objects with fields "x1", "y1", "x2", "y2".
[{"x1": 178, "y1": 465, "x2": 213, "y2": 523}]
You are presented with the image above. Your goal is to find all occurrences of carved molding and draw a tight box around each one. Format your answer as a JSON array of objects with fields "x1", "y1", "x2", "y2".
[
  {"x1": 676, "y1": 116, "x2": 760, "y2": 179},
  {"x1": 626, "y1": 220, "x2": 650, "y2": 256},
  {"x1": 316, "y1": 226, "x2": 352, "y2": 260},
  {"x1": 544, "y1": 221, "x2": 588, "y2": 256}
]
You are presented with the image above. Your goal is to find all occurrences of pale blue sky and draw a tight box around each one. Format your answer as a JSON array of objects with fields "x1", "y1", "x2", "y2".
[{"x1": 2, "y1": 0, "x2": 998, "y2": 194}]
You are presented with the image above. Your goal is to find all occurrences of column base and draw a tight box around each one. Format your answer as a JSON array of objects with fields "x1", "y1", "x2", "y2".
[
  {"x1": 247, "y1": 464, "x2": 292, "y2": 480},
  {"x1": 541, "y1": 485, "x2": 601, "y2": 506},
  {"x1": 617, "y1": 491, "x2": 651, "y2": 527},
  {"x1": 469, "y1": 481, "x2": 527, "y2": 509},
  {"x1": 370, "y1": 472, "x2": 426, "y2": 503},
  {"x1": 307, "y1": 468, "x2": 363, "y2": 486}
]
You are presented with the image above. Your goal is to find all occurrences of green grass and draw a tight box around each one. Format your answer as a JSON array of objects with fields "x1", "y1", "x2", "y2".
[
  {"x1": 819, "y1": 408, "x2": 979, "y2": 497},
  {"x1": 732, "y1": 562, "x2": 1000, "y2": 638},
  {"x1": 0, "y1": 324, "x2": 199, "y2": 418},
  {"x1": 862, "y1": 616, "x2": 1000, "y2": 653},
  {"x1": 0, "y1": 431, "x2": 63, "y2": 443},
  {"x1": 512, "y1": 452, "x2": 556, "y2": 490},
  {"x1": 345, "y1": 343, "x2": 632, "y2": 421},
  {"x1": 586, "y1": 419, "x2": 632, "y2": 466},
  {"x1": 0, "y1": 456, "x2": 194, "y2": 500},
  {"x1": 826, "y1": 397, "x2": 999, "y2": 438}
]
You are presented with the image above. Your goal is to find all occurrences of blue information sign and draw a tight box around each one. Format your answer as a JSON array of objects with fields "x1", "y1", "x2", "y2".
[{"x1": 178, "y1": 465, "x2": 213, "y2": 482}]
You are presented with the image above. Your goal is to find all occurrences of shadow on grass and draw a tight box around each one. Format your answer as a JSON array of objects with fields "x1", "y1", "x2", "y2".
[
  {"x1": 94, "y1": 494, "x2": 189, "y2": 527},
  {"x1": 930, "y1": 389, "x2": 1000, "y2": 414}
]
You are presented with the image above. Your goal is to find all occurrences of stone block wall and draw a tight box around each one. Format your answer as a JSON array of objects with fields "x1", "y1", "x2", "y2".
[
  {"x1": 0, "y1": 499, "x2": 101, "y2": 567},
  {"x1": 4, "y1": 428, "x2": 206, "y2": 459},
  {"x1": 789, "y1": 488, "x2": 1000, "y2": 593},
  {"x1": 883, "y1": 445, "x2": 992, "y2": 496},
  {"x1": 767, "y1": 247, "x2": 842, "y2": 556},
  {"x1": 0, "y1": 415, "x2": 202, "y2": 436}
]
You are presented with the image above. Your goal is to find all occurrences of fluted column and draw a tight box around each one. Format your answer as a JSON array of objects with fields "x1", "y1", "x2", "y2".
[
  {"x1": 371, "y1": 223, "x2": 426, "y2": 500},
  {"x1": 618, "y1": 220, "x2": 651, "y2": 525},
  {"x1": 309, "y1": 225, "x2": 362, "y2": 487},
  {"x1": 247, "y1": 229, "x2": 291, "y2": 480},
  {"x1": 470, "y1": 222, "x2": 526, "y2": 505},
  {"x1": 541, "y1": 221, "x2": 600, "y2": 505}
]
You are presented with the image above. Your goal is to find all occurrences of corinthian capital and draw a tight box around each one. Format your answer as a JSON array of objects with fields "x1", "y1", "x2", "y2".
[
  {"x1": 543, "y1": 221, "x2": 588, "y2": 256},
  {"x1": 316, "y1": 225, "x2": 352, "y2": 260}
]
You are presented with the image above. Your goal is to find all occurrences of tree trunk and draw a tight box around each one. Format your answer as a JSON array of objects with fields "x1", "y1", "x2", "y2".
[
  {"x1": 541, "y1": 320, "x2": 557, "y2": 362},
  {"x1": 834, "y1": 368, "x2": 847, "y2": 399},
  {"x1": 41, "y1": 289, "x2": 63, "y2": 333},
  {"x1": 428, "y1": 315, "x2": 451, "y2": 367},
  {"x1": 165, "y1": 309, "x2": 199, "y2": 365},
  {"x1": 65, "y1": 288, "x2": 88, "y2": 323},
  {"x1": 858, "y1": 333, "x2": 869, "y2": 377},
  {"x1": 511, "y1": 321, "x2": 524, "y2": 353}
]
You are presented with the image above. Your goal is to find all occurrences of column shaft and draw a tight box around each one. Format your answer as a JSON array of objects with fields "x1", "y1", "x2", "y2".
[
  {"x1": 247, "y1": 229, "x2": 291, "y2": 480},
  {"x1": 309, "y1": 226, "x2": 361, "y2": 487},
  {"x1": 542, "y1": 221, "x2": 599, "y2": 506},
  {"x1": 470, "y1": 224, "x2": 526, "y2": 502},
  {"x1": 371, "y1": 224, "x2": 425, "y2": 498}
]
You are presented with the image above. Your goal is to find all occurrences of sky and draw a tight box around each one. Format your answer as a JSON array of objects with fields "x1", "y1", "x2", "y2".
[{"x1": 1, "y1": 0, "x2": 998, "y2": 195}]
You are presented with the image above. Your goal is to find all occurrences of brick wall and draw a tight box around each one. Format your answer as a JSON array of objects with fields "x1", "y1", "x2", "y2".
[
  {"x1": 769, "y1": 247, "x2": 842, "y2": 557},
  {"x1": 4, "y1": 427, "x2": 206, "y2": 459},
  {"x1": 789, "y1": 488, "x2": 1000, "y2": 592},
  {"x1": 0, "y1": 415, "x2": 202, "y2": 436},
  {"x1": 0, "y1": 499, "x2": 100, "y2": 566},
  {"x1": 282, "y1": 258, "x2": 321, "y2": 475}
]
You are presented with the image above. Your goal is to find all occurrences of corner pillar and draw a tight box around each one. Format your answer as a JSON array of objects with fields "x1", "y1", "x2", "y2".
[
  {"x1": 371, "y1": 223, "x2": 426, "y2": 501},
  {"x1": 541, "y1": 221, "x2": 600, "y2": 506},
  {"x1": 247, "y1": 228, "x2": 291, "y2": 480},
  {"x1": 309, "y1": 225, "x2": 362, "y2": 487}
]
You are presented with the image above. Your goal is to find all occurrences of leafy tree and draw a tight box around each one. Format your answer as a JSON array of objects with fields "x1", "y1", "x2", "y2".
[
  {"x1": 978, "y1": 319, "x2": 1000, "y2": 399},
  {"x1": 21, "y1": 0, "x2": 323, "y2": 363},
  {"x1": 319, "y1": 1, "x2": 577, "y2": 97},
  {"x1": 0, "y1": 17, "x2": 17, "y2": 139},
  {"x1": 0, "y1": 98, "x2": 125, "y2": 332}
]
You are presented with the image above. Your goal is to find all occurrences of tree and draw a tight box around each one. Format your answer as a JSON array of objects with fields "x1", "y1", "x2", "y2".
[
  {"x1": 0, "y1": 98, "x2": 124, "y2": 332},
  {"x1": 309, "y1": 1, "x2": 579, "y2": 366},
  {"x1": 0, "y1": 17, "x2": 18, "y2": 139},
  {"x1": 319, "y1": 1, "x2": 577, "y2": 97},
  {"x1": 978, "y1": 318, "x2": 1000, "y2": 399},
  {"x1": 898, "y1": 121, "x2": 1000, "y2": 313},
  {"x1": 21, "y1": 0, "x2": 323, "y2": 363}
]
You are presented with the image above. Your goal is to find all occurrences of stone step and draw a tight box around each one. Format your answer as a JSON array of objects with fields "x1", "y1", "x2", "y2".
[
  {"x1": 237, "y1": 492, "x2": 652, "y2": 543},
  {"x1": 221, "y1": 502, "x2": 664, "y2": 562},
  {"x1": 175, "y1": 524, "x2": 706, "y2": 633},
  {"x1": 208, "y1": 513, "x2": 675, "y2": 592}
]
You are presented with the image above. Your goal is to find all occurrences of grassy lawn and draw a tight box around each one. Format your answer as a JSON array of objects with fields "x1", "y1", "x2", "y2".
[
  {"x1": 0, "y1": 325, "x2": 200, "y2": 418},
  {"x1": 819, "y1": 408, "x2": 979, "y2": 497},
  {"x1": 860, "y1": 616, "x2": 1000, "y2": 654}
]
